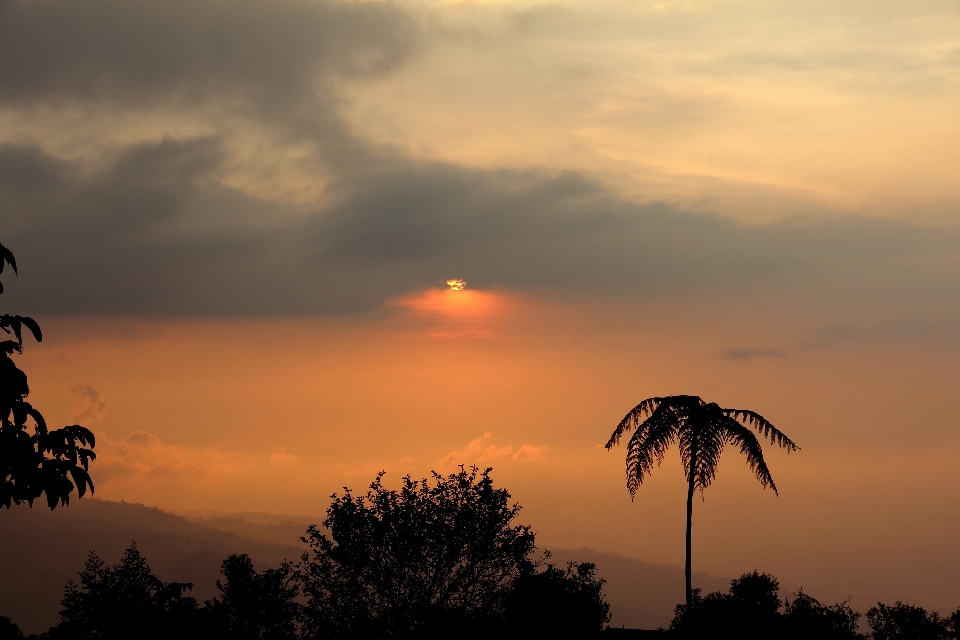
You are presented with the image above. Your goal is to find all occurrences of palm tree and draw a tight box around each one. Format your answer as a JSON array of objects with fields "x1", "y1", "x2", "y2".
[{"x1": 605, "y1": 395, "x2": 798, "y2": 606}]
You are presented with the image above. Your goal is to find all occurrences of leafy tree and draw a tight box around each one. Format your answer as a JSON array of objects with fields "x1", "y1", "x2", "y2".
[
  {"x1": 0, "y1": 615, "x2": 26, "y2": 639},
  {"x1": 783, "y1": 590, "x2": 864, "y2": 640},
  {"x1": 671, "y1": 572, "x2": 864, "y2": 640},
  {"x1": 606, "y1": 395, "x2": 798, "y2": 605},
  {"x1": 867, "y1": 602, "x2": 951, "y2": 640},
  {"x1": 0, "y1": 242, "x2": 96, "y2": 509},
  {"x1": 297, "y1": 466, "x2": 609, "y2": 639},
  {"x1": 670, "y1": 571, "x2": 783, "y2": 639},
  {"x1": 54, "y1": 543, "x2": 198, "y2": 639},
  {"x1": 505, "y1": 560, "x2": 610, "y2": 639},
  {"x1": 206, "y1": 554, "x2": 302, "y2": 640}
]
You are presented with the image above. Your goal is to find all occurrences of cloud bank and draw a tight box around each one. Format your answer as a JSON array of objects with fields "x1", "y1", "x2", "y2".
[{"x1": 1, "y1": 0, "x2": 959, "y2": 317}]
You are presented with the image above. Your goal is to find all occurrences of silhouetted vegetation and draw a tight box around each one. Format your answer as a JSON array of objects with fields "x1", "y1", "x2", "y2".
[
  {"x1": 867, "y1": 601, "x2": 959, "y2": 640},
  {"x1": 207, "y1": 554, "x2": 302, "y2": 640},
  {"x1": 667, "y1": 570, "x2": 960, "y2": 640},
  {"x1": 0, "y1": 615, "x2": 26, "y2": 639},
  {"x1": 0, "y1": 242, "x2": 96, "y2": 510},
  {"x1": 51, "y1": 544, "x2": 197, "y2": 640},
  {"x1": 606, "y1": 396, "x2": 798, "y2": 605},
  {"x1": 297, "y1": 466, "x2": 610, "y2": 639},
  {"x1": 3, "y1": 469, "x2": 610, "y2": 639}
]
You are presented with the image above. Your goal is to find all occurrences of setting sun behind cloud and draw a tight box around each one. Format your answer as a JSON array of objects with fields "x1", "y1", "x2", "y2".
[{"x1": 389, "y1": 286, "x2": 522, "y2": 337}]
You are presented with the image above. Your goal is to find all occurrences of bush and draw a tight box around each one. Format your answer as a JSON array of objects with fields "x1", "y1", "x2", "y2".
[
  {"x1": 671, "y1": 571, "x2": 865, "y2": 640},
  {"x1": 867, "y1": 602, "x2": 951, "y2": 640},
  {"x1": 783, "y1": 590, "x2": 864, "y2": 639}
]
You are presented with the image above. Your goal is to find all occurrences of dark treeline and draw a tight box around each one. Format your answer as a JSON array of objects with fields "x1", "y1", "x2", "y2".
[
  {"x1": 2, "y1": 472, "x2": 960, "y2": 639},
  {"x1": 0, "y1": 468, "x2": 611, "y2": 640},
  {"x1": 669, "y1": 571, "x2": 960, "y2": 640}
]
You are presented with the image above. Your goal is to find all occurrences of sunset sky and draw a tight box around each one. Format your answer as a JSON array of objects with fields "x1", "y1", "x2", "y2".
[{"x1": 3, "y1": 0, "x2": 960, "y2": 616}]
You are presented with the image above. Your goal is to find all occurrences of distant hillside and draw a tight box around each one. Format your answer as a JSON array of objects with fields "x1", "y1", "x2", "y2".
[
  {"x1": 549, "y1": 548, "x2": 729, "y2": 630},
  {"x1": 178, "y1": 509, "x2": 319, "y2": 547},
  {"x1": 0, "y1": 499, "x2": 302, "y2": 635}
]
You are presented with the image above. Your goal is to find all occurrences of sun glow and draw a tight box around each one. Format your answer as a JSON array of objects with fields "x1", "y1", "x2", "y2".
[{"x1": 389, "y1": 286, "x2": 522, "y2": 338}]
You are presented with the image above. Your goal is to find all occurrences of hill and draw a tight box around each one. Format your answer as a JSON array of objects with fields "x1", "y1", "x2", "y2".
[{"x1": 0, "y1": 499, "x2": 304, "y2": 635}]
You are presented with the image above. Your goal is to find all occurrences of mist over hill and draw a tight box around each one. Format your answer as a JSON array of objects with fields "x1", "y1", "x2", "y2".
[{"x1": 0, "y1": 500, "x2": 302, "y2": 634}]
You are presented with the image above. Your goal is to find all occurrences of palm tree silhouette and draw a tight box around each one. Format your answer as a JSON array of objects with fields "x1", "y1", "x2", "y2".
[{"x1": 605, "y1": 395, "x2": 798, "y2": 606}]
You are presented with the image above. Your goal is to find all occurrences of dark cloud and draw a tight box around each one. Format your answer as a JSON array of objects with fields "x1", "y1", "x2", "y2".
[
  {"x1": 3, "y1": 138, "x2": 960, "y2": 316},
  {"x1": 0, "y1": 0, "x2": 417, "y2": 106}
]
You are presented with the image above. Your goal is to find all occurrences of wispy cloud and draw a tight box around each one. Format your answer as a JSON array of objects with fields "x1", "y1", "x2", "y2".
[{"x1": 438, "y1": 432, "x2": 546, "y2": 471}]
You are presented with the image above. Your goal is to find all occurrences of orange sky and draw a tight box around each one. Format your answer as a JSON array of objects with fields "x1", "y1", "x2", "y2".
[{"x1": 17, "y1": 287, "x2": 960, "y2": 612}]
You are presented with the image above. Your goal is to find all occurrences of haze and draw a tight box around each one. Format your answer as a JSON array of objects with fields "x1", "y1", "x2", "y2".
[{"x1": 3, "y1": 0, "x2": 960, "y2": 619}]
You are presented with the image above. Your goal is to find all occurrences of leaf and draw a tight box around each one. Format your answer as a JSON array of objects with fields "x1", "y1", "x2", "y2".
[
  {"x1": 19, "y1": 316, "x2": 41, "y2": 342},
  {"x1": 0, "y1": 243, "x2": 15, "y2": 274}
]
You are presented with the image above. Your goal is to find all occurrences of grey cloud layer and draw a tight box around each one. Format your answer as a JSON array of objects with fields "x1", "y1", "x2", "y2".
[
  {"x1": 4, "y1": 138, "x2": 960, "y2": 315},
  {"x1": 2, "y1": 0, "x2": 960, "y2": 315}
]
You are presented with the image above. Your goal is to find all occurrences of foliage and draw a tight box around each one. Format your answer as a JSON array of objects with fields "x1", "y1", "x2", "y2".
[
  {"x1": 54, "y1": 543, "x2": 198, "y2": 639},
  {"x1": 783, "y1": 590, "x2": 864, "y2": 639},
  {"x1": 606, "y1": 396, "x2": 798, "y2": 500},
  {"x1": 505, "y1": 560, "x2": 611, "y2": 639},
  {"x1": 0, "y1": 242, "x2": 96, "y2": 509},
  {"x1": 0, "y1": 615, "x2": 26, "y2": 639},
  {"x1": 671, "y1": 571, "x2": 865, "y2": 640},
  {"x1": 206, "y1": 554, "x2": 302, "y2": 640},
  {"x1": 867, "y1": 602, "x2": 954, "y2": 640},
  {"x1": 298, "y1": 466, "x2": 609, "y2": 639}
]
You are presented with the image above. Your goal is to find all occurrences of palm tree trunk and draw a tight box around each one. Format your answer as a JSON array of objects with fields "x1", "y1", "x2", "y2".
[{"x1": 685, "y1": 460, "x2": 695, "y2": 607}]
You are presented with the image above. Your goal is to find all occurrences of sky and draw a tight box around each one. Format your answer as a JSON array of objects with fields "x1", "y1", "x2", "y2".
[{"x1": 3, "y1": 0, "x2": 960, "y2": 616}]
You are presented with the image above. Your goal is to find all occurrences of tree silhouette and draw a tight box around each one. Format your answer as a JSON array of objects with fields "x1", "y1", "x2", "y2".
[
  {"x1": 298, "y1": 466, "x2": 609, "y2": 639},
  {"x1": 56, "y1": 543, "x2": 197, "y2": 639},
  {"x1": 669, "y1": 571, "x2": 865, "y2": 639},
  {"x1": 605, "y1": 395, "x2": 798, "y2": 606},
  {"x1": 0, "y1": 242, "x2": 96, "y2": 509},
  {"x1": 206, "y1": 554, "x2": 302, "y2": 640},
  {"x1": 867, "y1": 602, "x2": 953, "y2": 640}
]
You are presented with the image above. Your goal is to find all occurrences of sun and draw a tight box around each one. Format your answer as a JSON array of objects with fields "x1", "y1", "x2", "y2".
[{"x1": 446, "y1": 279, "x2": 466, "y2": 291}]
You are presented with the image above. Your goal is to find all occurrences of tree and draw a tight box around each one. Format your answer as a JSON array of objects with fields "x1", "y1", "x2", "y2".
[
  {"x1": 0, "y1": 242, "x2": 96, "y2": 509},
  {"x1": 505, "y1": 561, "x2": 610, "y2": 639},
  {"x1": 867, "y1": 602, "x2": 951, "y2": 640},
  {"x1": 297, "y1": 466, "x2": 609, "y2": 639},
  {"x1": 605, "y1": 395, "x2": 798, "y2": 606},
  {"x1": 0, "y1": 615, "x2": 26, "y2": 639},
  {"x1": 55, "y1": 543, "x2": 198, "y2": 639},
  {"x1": 670, "y1": 571, "x2": 783, "y2": 639},
  {"x1": 206, "y1": 554, "x2": 302, "y2": 640},
  {"x1": 669, "y1": 571, "x2": 864, "y2": 640},
  {"x1": 783, "y1": 590, "x2": 864, "y2": 640}
]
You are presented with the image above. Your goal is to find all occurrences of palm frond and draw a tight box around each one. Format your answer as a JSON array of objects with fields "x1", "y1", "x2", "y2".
[
  {"x1": 605, "y1": 397, "x2": 662, "y2": 449},
  {"x1": 721, "y1": 418, "x2": 778, "y2": 495},
  {"x1": 625, "y1": 406, "x2": 678, "y2": 498},
  {"x1": 692, "y1": 422, "x2": 727, "y2": 494},
  {"x1": 724, "y1": 409, "x2": 799, "y2": 452}
]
